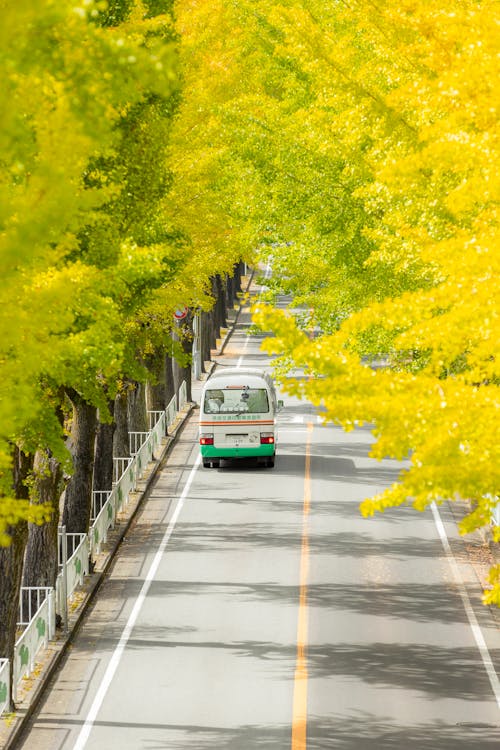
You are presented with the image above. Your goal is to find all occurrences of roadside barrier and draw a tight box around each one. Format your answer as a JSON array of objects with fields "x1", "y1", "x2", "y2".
[
  {"x1": 55, "y1": 531, "x2": 90, "y2": 633},
  {"x1": 149, "y1": 411, "x2": 166, "y2": 459},
  {"x1": 166, "y1": 394, "x2": 176, "y2": 429},
  {"x1": 1, "y1": 381, "x2": 190, "y2": 715},
  {"x1": 132, "y1": 431, "x2": 155, "y2": 482},
  {"x1": 178, "y1": 380, "x2": 188, "y2": 411},
  {"x1": 129, "y1": 431, "x2": 150, "y2": 456},
  {"x1": 491, "y1": 502, "x2": 499, "y2": 527},
  {"x1": 0, "y1": 659, "x2": 9, "y2": 717},
  {"x1": 14, "y1": 588, "x2": 55, "y2": 703}
]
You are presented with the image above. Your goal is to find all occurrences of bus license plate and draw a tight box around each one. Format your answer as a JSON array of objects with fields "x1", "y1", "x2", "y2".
[{"x1": 228, "y1": 434, "x2": 247, "y2": 445}]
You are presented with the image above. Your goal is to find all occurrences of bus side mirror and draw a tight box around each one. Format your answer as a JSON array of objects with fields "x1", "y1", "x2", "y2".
[{"x1": 277, "y1": 400, "x2": 284, "y2": 410}]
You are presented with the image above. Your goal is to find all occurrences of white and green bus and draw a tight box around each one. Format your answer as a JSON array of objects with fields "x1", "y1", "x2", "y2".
[{"x1": 199, "y1": 367, "x2": 283, "y2": 468}]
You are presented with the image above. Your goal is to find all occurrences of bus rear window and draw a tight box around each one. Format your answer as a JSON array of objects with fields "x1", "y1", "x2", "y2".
[{"x1": 204, "y1": 388, "x2": 269, "y2": 414}]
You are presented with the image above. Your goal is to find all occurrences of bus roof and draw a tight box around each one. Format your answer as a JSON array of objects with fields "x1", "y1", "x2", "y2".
[
  {"x1": 205, "y1": 367, "x2": 272, "y2": 388},
  {"x1": 209, "y1": 367, "x2": 267, "y2": 379}
]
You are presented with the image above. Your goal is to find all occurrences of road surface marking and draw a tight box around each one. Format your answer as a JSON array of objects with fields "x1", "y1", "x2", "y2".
[
  {"x1": 431, "y1": 502, "x2": 500, "y2": 708},
  {"x1": 73, "y1": 454, "x2": 201, "y2": 750},
  {"x1": 237, "y1": 263, "x2": 271, "y2": 368},
  {"x1": 292, "y1": 421, "x2": 313, "y2": 749}
]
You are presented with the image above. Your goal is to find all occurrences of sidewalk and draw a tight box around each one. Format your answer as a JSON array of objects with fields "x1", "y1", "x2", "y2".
[{"x1": 0, "y1": 280, "x2": 252, "y2": 750}]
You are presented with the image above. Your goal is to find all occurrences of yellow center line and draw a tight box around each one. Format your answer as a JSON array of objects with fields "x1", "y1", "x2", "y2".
[{"x1": 291, "y1": 421, "x2": 313, "y2": 749}]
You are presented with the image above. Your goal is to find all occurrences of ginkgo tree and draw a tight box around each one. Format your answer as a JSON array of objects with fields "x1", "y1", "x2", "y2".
[
  {"x1": 1, "y1": 0, "x2": 497, "y2": 708},
  {"x1": 246, "y1": 0, "x2": 500, "y2": 604},
  {"x1": 0, "y1": 0, "x2": 178, "y2": 529},
  {"x1": 171, "y1": 0, "x2": 500, "y2": 599},
  {"x1": 0, "y1": 0, "x2": 185, "y2": 698},
  {"x1": 0, "y1": 0, "x2": 257, "y2": 701}
]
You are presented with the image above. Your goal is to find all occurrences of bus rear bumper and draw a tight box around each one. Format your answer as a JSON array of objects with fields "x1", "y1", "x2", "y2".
[{"x1": 200, "y1": 445, "x2": 275, "y2": 459}]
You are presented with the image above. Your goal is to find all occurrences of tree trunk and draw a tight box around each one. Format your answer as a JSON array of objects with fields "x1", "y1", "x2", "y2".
[
  {"x1": 62, "y1": 390, "x2": 97, "y2": 534},
  {"x1": 208, "y1": 277, "x2": 220, "y2": 350},
  {"x1": 165, "y1": 353, "x2": 175, "y2": 430},
  {"x1": 23, "y1": 450, "x2": 62, "y2": 592},
  {"x1": 146, "y1": 352, "x2": 167, "y2": 412},
  {"x1": 127, "y1": 382, "x2": 148, "y2": 433},
  {"x1": 113, "y1": 390, "x2": 130, "y2": 459},
  {"x1": 234, "y1": 261, "x2": 243, "y2": 295},
  {"x1": 226, "y1": 272, "x2": 235, "y2": 310},
  {"x1": 93, "y1": 403, "x2": 115, "y2": 492},
  {"x1": 172, "y1": 321, "x2": 192, "y2": 403},
  {"x1": 199, "y1": 311, "x2": 208, "y2": 372},
  {"x1": 172, "y1": 326, "x2": 182, "y2": 399},
  {"x1": 208, "y1": 307, "x2": 217, "y2": 351},
  {"x1": 0, "y1": 447, "x2": 32, "y2": 710},
  {"x1": 179, "y1": 317, "x2": 193, "y2": 402},
  {"x1": 214, "y1": 274, "x2": 227, "y2": 330}
]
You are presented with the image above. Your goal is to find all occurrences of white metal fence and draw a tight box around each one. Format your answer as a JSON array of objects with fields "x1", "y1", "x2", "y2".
[
  {"x1": 149, "y1": 411, "x2": 166, "y2": 459},
  {"x1": 0, "y1": 659, "x2": 10, "y2": 717},
  {"x1": 55, "y1": 530, "x2": 90, "y2": 624},
  {"x1": 2, "y1": 381, "x2": 189, "y2": 713},
  {"x1": 113, "y1": 456, "x2": 133, "y2": 485},
  {"x1": 114, "y1": 457, "x2": 137, "y2": 504},
  {"x1": 89, "y1": 385, "x2": 188, "y2": 557},
  {"x1": 178, "y1": 381, "x2": 188, "y2": 411},
  {"x1": 134, "y1": 431, "x2": 155, "y2": 479},
  {"x1": 18, "y1": 587, "x2": 54, "y2": 633},
  {"x1": 490, "y1": 495, "x2": 500, "y2": 526},
  {"x1": 14, "y1": 588, "x2": 55, "y2": 702},
  {"x1": 90, "y1": 491, "x2": 116, "y2": 557},
  {"x1": 129, "y1": 431, "x2": 150, "y2": 456},
  {"x1": 166, "y1": 394, "x2": 176, "y2": 429},
  {"x1": 66, "y1": 534, "x2": 89, "y2": 597},
  {"x1": 148, "y1": 410, "x2": 165, "y2": 431},
  {"x1": 92, "y1": 490, "x2": 111, "y2": 520}
]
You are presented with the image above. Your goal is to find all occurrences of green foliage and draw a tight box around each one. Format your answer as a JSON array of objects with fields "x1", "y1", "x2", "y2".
[
  {"x1": 96, "y1": 0, "x2": 135, "y2": 26},
  {"x1": 245, "y1": 0, "x2": 500, "y2": 603},
  {"x1": 3, "y1": 0, "x2": 496, "y2": 607},
  {"x1": 0, "y1": 0, "x2": 180, "y2": 535},
  {"x1": 143, "y1": 0, "x2": 174, "y2": 17}
]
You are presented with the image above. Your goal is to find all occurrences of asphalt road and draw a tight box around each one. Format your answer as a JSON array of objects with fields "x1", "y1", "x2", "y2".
[{"x1": 15, "y1": 295, "x2": 500, "y2": 750}]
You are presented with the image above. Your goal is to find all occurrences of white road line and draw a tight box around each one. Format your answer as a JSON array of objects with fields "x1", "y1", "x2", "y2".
[
  {"x1": 236, "y1": 329, "x2": 251, "y2": 368},
  {"x1": 73, "y1": 454, "x2": 202, "y2": 750},
  {"x1": 280, "y1": 415, "x2": 323, "y2": 425},
  {"x1": 431, "y1": 501, "x2": 500, "y2": 709},
  {"x1": 236, "y1": 263, "x2": 271, "y2": 369}
]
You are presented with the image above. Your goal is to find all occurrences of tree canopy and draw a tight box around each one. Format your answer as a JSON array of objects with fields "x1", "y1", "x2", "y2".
[
  {"x1": 0, "y1": 0, "x2": 222, "y2": 538},
  {"x1": 246, "y1": 0, "x2": 500, "y2": 603},
  {"x1": 1, "y1": 0, "x2": 498, "y2": 602}
]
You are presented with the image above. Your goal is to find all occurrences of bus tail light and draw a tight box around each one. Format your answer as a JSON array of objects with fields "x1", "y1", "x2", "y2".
[
  {"x1": 260, "y1": 433, "x2": 275, "y2": 445},
  {"x1": 200, "y1": 434, "x2": 214, "y2": 446}
]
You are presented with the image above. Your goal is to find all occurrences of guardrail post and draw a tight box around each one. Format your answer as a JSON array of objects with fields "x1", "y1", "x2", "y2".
[
  {"x1": 48, "y1": 588, "x2": 55, "y2": 640},
  {"x1": 60, "y1": 526, "x2": 68, "y2": 634},
  {"x1": 166, "y1": 395, "x2": 176, "y2": 431}
]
